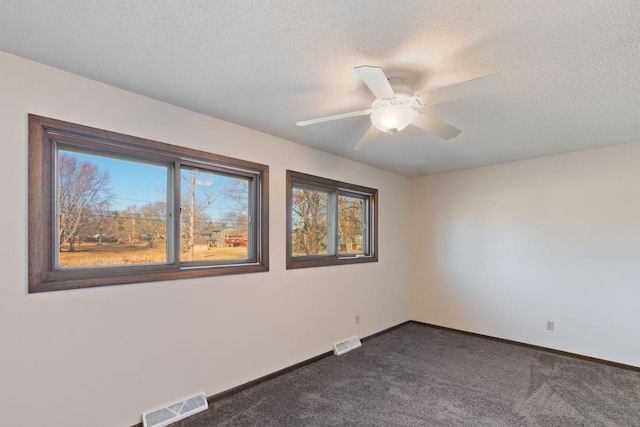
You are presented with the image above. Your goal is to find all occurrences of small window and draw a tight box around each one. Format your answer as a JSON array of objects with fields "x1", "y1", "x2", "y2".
[
  {"x1": 286, "y1": 170, "x2": 377, "y2": 269},
  {"x1": 29, "y1": 115, "x2": 269, "y2": 292}
]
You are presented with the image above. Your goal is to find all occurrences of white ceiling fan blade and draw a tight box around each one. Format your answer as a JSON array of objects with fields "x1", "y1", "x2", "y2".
[
  {"x1": 354, "y1": 66, "x2": 395, "y2": 99},
  {"x1": 416, "y1": 73, "x2": 505, "y2": 106},
  {"x1": 354, "y1": 125, "x2": 380, "y2": 151},
  {"x1": 411, "y1": 113, "x2": 461, "y2": 140},
  {"x1": 296, "y1": 109, "x2": 372, "y2": 126}
]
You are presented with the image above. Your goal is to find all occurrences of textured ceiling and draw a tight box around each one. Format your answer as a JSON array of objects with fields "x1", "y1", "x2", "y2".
[{"x1": 1, "y1": 1, "x2": 639, "y2": 176}]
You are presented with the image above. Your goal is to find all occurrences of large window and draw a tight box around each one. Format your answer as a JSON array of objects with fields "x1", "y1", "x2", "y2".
[
  {"x1": 29, "y1": 115, "x2": 268, "y2": 292},
  {"x1": 286, "y1": 170, "x2": 377, "y2": 269}
]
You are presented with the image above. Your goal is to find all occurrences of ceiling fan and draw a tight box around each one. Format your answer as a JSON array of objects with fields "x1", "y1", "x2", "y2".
[{"x1": 296, "y1": 66, "x2": 505, "y2": 150}]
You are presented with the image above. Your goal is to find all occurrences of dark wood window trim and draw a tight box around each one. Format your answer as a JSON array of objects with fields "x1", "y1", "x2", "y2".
[
  {"x1": 29, "y1": 115, "x2": 269, "y2": 292},
  {"x1": 286, "y1": 170, "x2": 378, "y2": 269}
]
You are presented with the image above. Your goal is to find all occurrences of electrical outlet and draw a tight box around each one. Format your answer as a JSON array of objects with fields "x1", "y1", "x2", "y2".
[
  {"x1": 546, "y1": 320, "x2": 554, "y2": 331},
  {"x1": 355, "y1": 314, "x2": 360, "y2": 325}
]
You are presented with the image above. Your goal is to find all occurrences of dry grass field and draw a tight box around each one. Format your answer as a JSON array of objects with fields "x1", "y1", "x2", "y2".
[{"x1": 59, "y1": 242, "x2": 247, "y2": 267}]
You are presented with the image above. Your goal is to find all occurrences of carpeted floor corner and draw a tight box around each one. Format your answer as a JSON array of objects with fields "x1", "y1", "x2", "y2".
[{"x1": 173, "y1": 323, "x2": 640, "y2": 426}]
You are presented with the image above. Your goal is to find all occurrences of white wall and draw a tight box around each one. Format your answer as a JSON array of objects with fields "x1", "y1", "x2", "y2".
[
  {"x1": 410, "y1": 143, "x2": 640, "y2": 367},
  {"x1": 0, "y1": 51, "x2": 412, "y2": 427}
]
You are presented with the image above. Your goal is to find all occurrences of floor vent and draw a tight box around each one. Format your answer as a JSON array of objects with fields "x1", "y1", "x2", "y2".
[
  {"x1": 142, "y1": 392, "x2": 208, "y2": 427},
  {"x1": 333, "y1": 336, "x2": 362, "y2": 356}
]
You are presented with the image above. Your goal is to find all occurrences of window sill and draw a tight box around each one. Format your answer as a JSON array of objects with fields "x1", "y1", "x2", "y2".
[{"x1": 286, "y1": 254, "x2": 377, "y2": 270}]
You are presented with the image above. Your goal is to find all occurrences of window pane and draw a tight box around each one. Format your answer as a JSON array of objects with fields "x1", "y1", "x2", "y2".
[
  {"x1": 291, "y1": 187, "x2": 328, "y2": 256},
  {"x1": 30, "y1": 116, "x2": 269, "y2": 292},
  {"x1": 286, "y1": 170, "x2": 377, "y2": 269},
  {"x1": 180, "y1": 166, "x2": 250, "y2": 262},
  {"x1": 57, "y1": 145, "x2": 169, "y2": 268},
  {"x1": 338, "y1": 194, "x2": 365, "y2": 254}
]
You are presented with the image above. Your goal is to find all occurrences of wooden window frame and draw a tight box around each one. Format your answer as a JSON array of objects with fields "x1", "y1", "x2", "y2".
[
  {"x1": 28, "y1": 115, "x2": 269, "y2": 292},
  {"x1": 286, "y1": 170, "x2": 378, "y2": 269}
]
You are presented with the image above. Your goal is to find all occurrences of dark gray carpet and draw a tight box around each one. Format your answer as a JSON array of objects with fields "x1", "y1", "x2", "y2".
[{"x1": 174, "y1": 323, "x2": 640, "y2": 426}]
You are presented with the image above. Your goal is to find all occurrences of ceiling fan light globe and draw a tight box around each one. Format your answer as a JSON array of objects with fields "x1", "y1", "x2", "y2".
[{"x1": 371, "y1": 105, "x2": 417, "y2": 134}]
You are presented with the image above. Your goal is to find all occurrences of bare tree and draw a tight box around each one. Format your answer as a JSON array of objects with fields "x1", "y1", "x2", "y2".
[
  {"x1": 220, "y1": 210, "x2": 248, "y2": 233},
  {"x1": 291, "y1": 189, "x2": 327, "y2": 255},
  {"x1": 83, "y1": 210, "x2": 115, "y2": 245},
  {"x1": 222, "y1": 178, "x2": 249, "y2": 210},
  {"x1": 338, "y1": 196, "x2": 364, "y2": 253},
  {"x1": 217, "y1": 178, "x2": 249, "y2": 234},
  {"x1": 181, "y1": 169, "x2": 217, "y2": 260},
  {"x1": 138, "y1": 201, "x2": 167, "y2": 241},
  {"x1": 116, "y1": 206, "x2": 140, "y2": 244},
  {"x1": 58, "y1": 153, "x2": 113, "y2": 251}
]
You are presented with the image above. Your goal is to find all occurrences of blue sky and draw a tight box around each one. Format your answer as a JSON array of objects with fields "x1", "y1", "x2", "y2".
[
  {"x1": 60, "y1": 147, "x2": 246, "y2": 222},
  {"x1": 66, "y1": 149, "x2": 167, "y2": 210}
]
